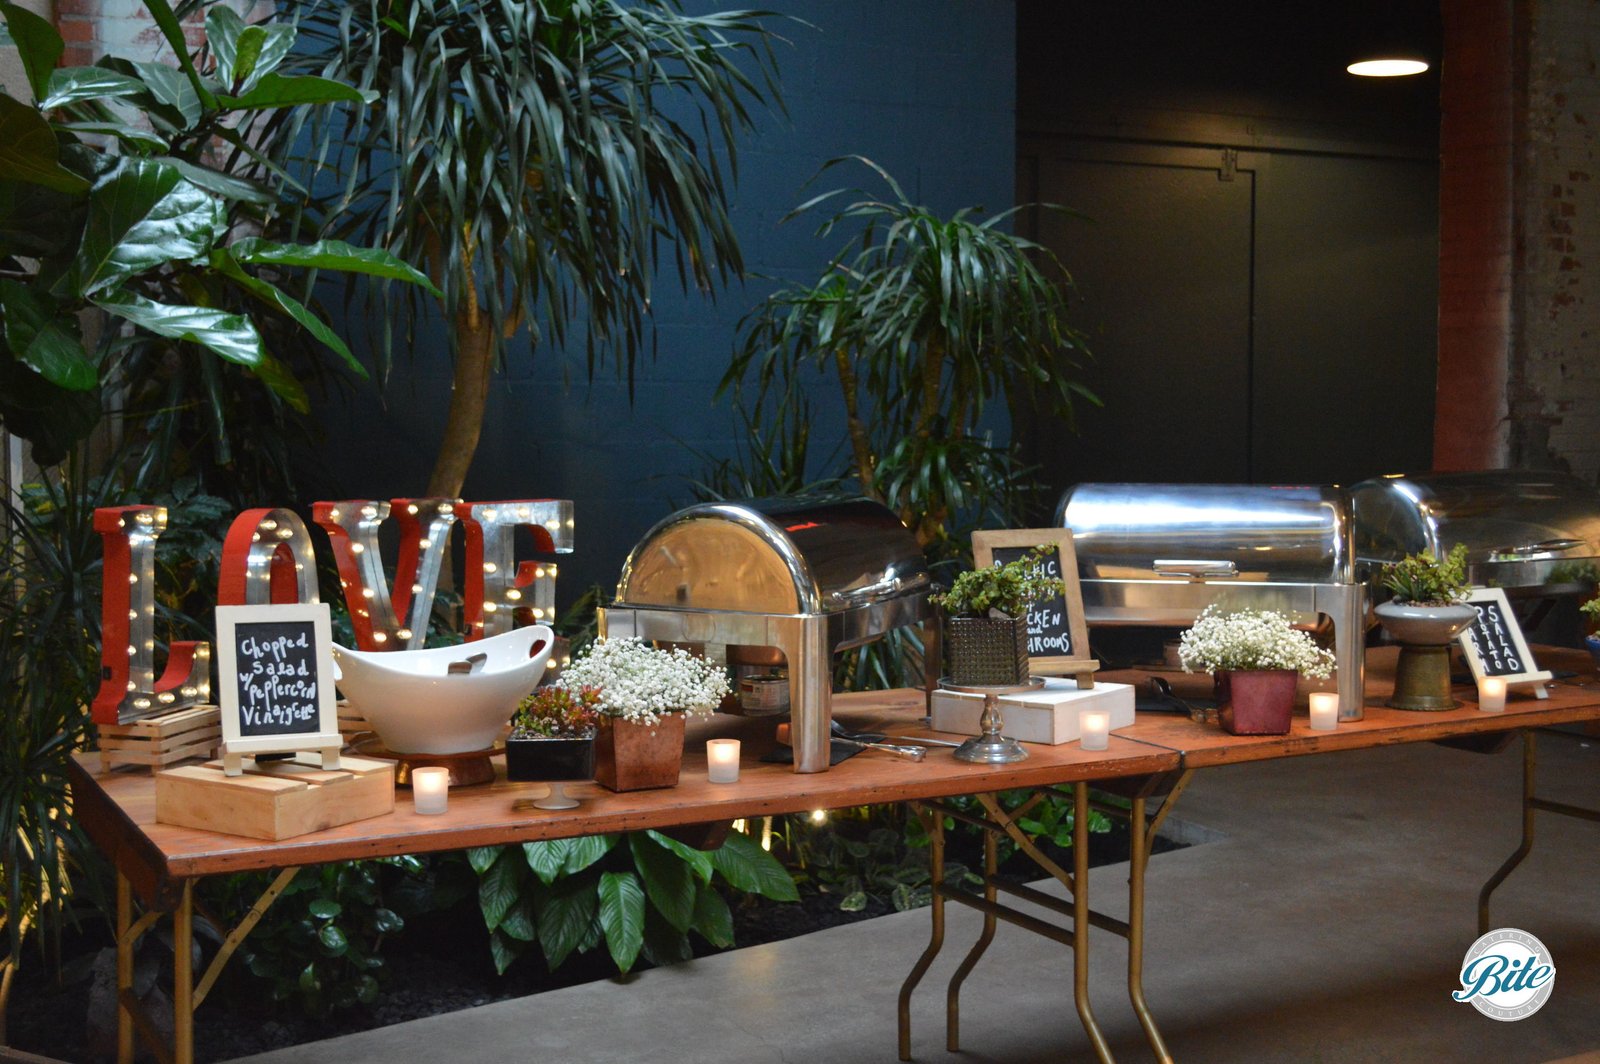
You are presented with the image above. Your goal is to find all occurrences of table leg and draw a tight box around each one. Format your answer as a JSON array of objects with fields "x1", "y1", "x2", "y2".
[
  {"x1": 1479, "y1": 731, "x2": 1536, "y2": 935},
  {"x1": 945, "y1": 827, "x2": 998, "y2": 1051},
  {"x1": 1073, "y1": 783, "x2": 1115, "y2": 1064},
  {"x1": 1126, "y1": 770, "x2": 1191, "y2": 1064},
  {"x1": 174, "y1": 879, "x2": 194, "y2": 1064},
  {"x1": 899, "y1": 804, "x2": 947, "y2": 1061},
  {"x1": 116, "y1": 873, "x2": 133, "y2": 1064}
]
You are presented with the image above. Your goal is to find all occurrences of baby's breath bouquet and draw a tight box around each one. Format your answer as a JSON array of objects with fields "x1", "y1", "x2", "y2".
[
  {"x1": 1178, "y1": 605, "x2": 1336, "y2": 678},
  {"x1": 560, "y1": 638, "x2": 730, "y2": 727}
]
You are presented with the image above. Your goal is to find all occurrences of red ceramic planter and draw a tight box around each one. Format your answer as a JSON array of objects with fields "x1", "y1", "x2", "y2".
[{"x1": 1218, "y1": 669, "x2": 1297, "y2": 735}]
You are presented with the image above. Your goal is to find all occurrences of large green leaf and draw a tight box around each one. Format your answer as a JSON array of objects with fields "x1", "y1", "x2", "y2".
[
  {"x1": 230, "y1": 237, "x2": 439, "y2": 294},
  {"x1": 209, "y1": 248, "x2": 366, "y2": 377},
  {"x1": 0, "y1": 346, "x2": 101, "y2": 465},
  {"x1": 247, "y1": 352, "x2": 310, "y2": 414},
  {"x1": 207, "y1": 6, "x2": 296, "y2": 96},
  {"x1": 596, "y1": 871, "x2": 646, "y2": 974},
  {"x1": 690, "y1": 883, "x2": 734, "y2": 948},
  {"x1": 497, "y1": 901, "x2": 536, "y2": 942},
  {"x1": 563, "y1": 833, "x2": 617, "y2": 875},
  {"x1": 134, "y1": 61, "x2": 203, "y2": 131},
  {"x1": 521, "y1": 839, "x2": 571, "y2": 886},
  {"x1": 139, "y1": 0, "x2": 217, "y2": 111},
  {"x1": 465, "y1": 846, "x2": 501, "y2": 874},
  {"x1": 39, "y1": 68, "x2": 148, "y2": 111},
  {"x1": 93, "y1": 289, "x2": 262, "y2": 368},
  {"x1": 0, "y1": 280, "x2": 93, "y2": 390},
  {"x1": 707, "y1": 829, "x2": 798, "y2": 901},
  {"x1": 537, "y1": 874, "x2": 598, "y2": 970},
  {"x1": 56, "y1": 121, "x2": 168, "y2": 152},
  {"x1": 74, "y1": 159, "x2": 224, "y2": 297},
  {"x1": 0, "y1": 96, "x2": 90, "y2": 194},
  {"x1": 218, "y1": 73, "x2": 376, "y2": 111},
  {"x1": 158, "y1": 157, "x2": 274, "y2": 205},
  {"x1": 629, "y1": 832, "x2": 696, "y2": 934},
  {"x1": 645, "y1": 829, "x2": 713, "y2": 884},
  {"x1": 0, "y1": 177, "x2": 74, "y2": 257},
  {"x1": 476, "y1": 846, "x2": 521, "y2": 932},
  {"x1": 0, "y1": 3, "x2": 62, "y2": 101}
]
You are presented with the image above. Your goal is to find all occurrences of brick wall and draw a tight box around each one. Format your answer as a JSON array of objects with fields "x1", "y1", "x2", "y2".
[{"x1": 1511, "y1": 0, "x2": 1600, "y2": 478}]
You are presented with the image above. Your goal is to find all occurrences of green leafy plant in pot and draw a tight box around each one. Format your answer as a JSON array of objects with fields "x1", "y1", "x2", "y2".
[
  {"x1": 932, "y1": 547, "x2": 1063, "y2": 685},
  {"x1": 1580, "y1": 597, "x2": 1600, "y2": 669},
  {"x1": 507, "y1": 685, "x2": 601, "y2": 808},
  {"x1": 1375, "y1": 544, "x2": 1475, "y2": 710},
  {"x1": 1179, "y1": 605, "x2": 1336, "y2": 735}
]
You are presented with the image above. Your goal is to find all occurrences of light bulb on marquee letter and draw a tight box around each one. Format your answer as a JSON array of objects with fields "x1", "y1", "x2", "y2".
[
  {"x1": 91, "y1": 506, "x2": 212, "y2": 725},
  {"x1": 313, "y1": 498, "x2": 459, "y2": 651},
  {"x1": 461, "y1": 500, "x2": 574, "y2": 640}
]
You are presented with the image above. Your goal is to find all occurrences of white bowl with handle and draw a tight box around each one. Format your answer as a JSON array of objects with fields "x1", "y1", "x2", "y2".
[{"x1": 331, "y1": 625, "x2": 555, "y2": 754}]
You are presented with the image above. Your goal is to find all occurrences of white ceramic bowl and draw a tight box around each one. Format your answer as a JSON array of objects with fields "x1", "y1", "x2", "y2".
[{"x1": 331, "y1": 625, "x2": 555, "y2": 754}]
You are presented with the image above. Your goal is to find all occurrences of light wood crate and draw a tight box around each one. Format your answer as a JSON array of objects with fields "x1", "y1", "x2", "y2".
[
  {"x1": 97, "y1": 705, "x2": 221, "y2": 773},
  {"x1": 155, "y1": 754, "x2": 395, "y2": 840}
]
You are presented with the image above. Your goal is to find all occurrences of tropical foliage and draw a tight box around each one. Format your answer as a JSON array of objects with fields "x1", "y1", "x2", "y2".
[
  {"x1": 932, "y1": 545, "x2": 1064, "y2": 618},
  {"x1": 468, "y1": 828, "x2": 796, "y2": 976},
  {"x1": 1380, "y1": 543, "x2": 1471, "y2": 606},
  {"x1": 0, "y1": 0, "x2": 436, "y2": 472},
  {"x1": 721, "y1": 157, "x2": 1094, "y2": 565},
  {"x1": 275, "y1": 0, "x2": 785, "y2": 497}
]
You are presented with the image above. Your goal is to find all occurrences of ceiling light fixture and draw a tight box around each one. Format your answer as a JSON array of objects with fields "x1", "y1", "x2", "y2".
[{"x1": 1347, "y1": 56, "x2": 1429, "y2": 77}]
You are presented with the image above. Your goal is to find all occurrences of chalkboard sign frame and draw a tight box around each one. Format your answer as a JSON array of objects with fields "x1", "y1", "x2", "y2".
[
  {"x1": 215, "y1": 603, "x2": 343, "y2": 775},
  {"x1": 972, "y1": 528, "x2": 1098, "y2": 686},
  {"x1": 1456, "y1": 587, "x2": 1554, "y2": 699}
]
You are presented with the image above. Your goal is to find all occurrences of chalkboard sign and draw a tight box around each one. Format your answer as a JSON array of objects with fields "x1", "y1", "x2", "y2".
[
  {"x1": 215, "y1": 603, "x2": 342, "y2": 775},
  {"x1": 1456, "y1": 587, "x2": 1553, "y2": 696},
  {"x1": 972, "y1": 528, "x2": 1097, "y2": 685}
]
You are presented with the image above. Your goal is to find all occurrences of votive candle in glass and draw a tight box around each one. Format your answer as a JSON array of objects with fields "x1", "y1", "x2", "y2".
[
  {"x1": 1478, "y1": 676, "x2": 1508, "y2": 713},
  {"x1": 1080, "y1": 710, "x2": 1110, "y2": 751},
  {"x1": 412, "y1": 766, "x2": 449, "y2": 815},
  {"x1": 1308, "y1": 692, "x2": 1339, "y2": 731},
  {"x1": 706, "y1": 738, "x2": 741, "y2": 784}
]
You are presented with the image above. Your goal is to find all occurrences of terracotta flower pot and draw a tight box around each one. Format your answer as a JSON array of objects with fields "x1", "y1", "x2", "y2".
[
  {"x1": 594, "y1": 713, "x2": 687, "y2": 791},
  {"x1": 1218, "y1": 669, "x2": 1297, "y2": 735}
]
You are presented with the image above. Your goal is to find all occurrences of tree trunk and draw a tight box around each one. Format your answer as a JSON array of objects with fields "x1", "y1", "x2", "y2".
[{"x1": 426, "y1": 304, "x2": 496, "y2": 498}]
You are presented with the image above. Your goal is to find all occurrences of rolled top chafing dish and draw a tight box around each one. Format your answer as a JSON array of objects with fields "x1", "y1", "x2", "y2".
[
  {"x1": 1351, "y1": 470, "x2": 1600, "y2": 596},
  {"x1": 598, "y1": 496, "x2": 936, "y2": 772},
  {"x1": 1058, "y1": 483, "x2": 1367, "y2": 719}
]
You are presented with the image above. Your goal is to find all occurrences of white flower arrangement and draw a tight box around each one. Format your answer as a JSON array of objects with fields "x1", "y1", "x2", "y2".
[
  {"x1": 1178, "y1": 605, "x2": 1337, "y2": 679},
  {"x1": 559, "y1": 637, "x2": 731, "y2": 727}
]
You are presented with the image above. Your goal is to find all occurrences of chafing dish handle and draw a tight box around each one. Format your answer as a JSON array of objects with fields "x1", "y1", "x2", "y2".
[
  {"x1": 1152, "y1": 559, "x2": 1240, "y2": 579},
  {"x1": 829, "y1": 572, "x2": 928, "y2": 605},
  {"x1": 1489, "y1": 538, "x2": 1586, "y2": 559}
]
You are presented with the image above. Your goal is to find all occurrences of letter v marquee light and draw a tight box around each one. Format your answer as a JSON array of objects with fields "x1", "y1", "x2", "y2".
[{"x1": 313, "y1": 498, "x2": 460, "y2": 651}]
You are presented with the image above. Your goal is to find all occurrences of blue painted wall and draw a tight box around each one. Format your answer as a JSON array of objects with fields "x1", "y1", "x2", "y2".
[{"x1": 304, "y1": 0, "x2": 1018, "y2": 602}]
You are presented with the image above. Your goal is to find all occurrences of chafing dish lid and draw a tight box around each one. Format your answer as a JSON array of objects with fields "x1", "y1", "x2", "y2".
[
  {"x1": 615, "y1": 496, "x2": 928, "y2": 615},
  {"x1": 1057, "y1": 482, "x2": 1354, "y2": 583},
  {"x1": 1351, "y1": 470, "x2": 1600, "y2": 566}
]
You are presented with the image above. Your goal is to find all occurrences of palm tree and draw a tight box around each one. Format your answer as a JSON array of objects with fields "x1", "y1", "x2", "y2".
[{"x1": 281, "y1": 0, "x2": 785, "y2": 497}]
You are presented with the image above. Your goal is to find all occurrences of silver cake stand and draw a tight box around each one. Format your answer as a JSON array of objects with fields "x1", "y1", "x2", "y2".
[{"x1": 939, "y1": 676, "x2": 1044, "y2": 764}]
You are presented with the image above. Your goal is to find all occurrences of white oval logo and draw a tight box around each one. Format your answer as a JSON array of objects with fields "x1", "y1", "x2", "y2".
[{"x1": 1452, "y1": 927, "x2": 1556, "y2": 1021}]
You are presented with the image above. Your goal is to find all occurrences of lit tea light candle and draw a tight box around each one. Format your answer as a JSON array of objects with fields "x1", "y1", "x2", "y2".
[
  {"x1": 1478, "y1": 676, "x2": 1508, "y2": 713},
  {"x1": 412, "y1": 767, "x2": 449, "y2": 814},
  {"x1": 1308, "y1": 692, "x2": 1339, "y2": 731},
  {"x1": 707, "y1": 739, "x2": 741, "y2": 784},
  {"x1": 1080, "y1": 710, "x2": 1110, "y2": 751}
]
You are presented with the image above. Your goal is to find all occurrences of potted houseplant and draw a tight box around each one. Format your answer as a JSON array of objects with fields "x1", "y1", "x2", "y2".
[
  {"x1": 1580, "y1": 598, "x2": 1600, "y2": 668},
  {"x1": 1375, "y1": 544, "x2": 1475, "y2": 710},
  {"x1": 506, "y1": 685, "x2": 601, "y2": 809},
  {"x1": 1179, "y1": 605, "x2": 1337, "y2": 734},
  {"x1": 932, "y1": 547, "x2": 1064, "y2": 686},
  {"x1": 560, "y1": 638, "x2": 730, "y2": 791}
]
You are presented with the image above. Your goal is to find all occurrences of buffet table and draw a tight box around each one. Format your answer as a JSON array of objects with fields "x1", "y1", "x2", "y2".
[{"x1": 69, "y1": 650, "x2": 1600, "y2": 1064}]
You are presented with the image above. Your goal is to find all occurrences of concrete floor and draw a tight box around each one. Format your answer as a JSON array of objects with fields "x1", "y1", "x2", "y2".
[{"x1": 236, "y1": 731, "x2": 1600, "y2": 1064}]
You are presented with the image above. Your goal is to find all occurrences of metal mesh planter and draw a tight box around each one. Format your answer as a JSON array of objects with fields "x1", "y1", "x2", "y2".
[{"x1": 945, "y1": 615, "x2": 1031, "y2": 686}]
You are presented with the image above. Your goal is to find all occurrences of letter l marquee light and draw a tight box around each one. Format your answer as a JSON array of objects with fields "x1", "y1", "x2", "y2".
[{"x1": 90, "y1": 506, "x2": 211, "y2": 725}]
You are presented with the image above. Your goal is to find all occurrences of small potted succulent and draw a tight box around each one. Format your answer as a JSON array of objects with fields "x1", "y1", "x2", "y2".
[
  {"x1": 1375, "y1": 544, "x2": 1475, "y2": 710},
  {"x1": 560, "y1": 638, "x2": 730, "y2": 791},
  {"x1": 1580, "y1": 597, "x2": 1600, "y2": 668},
  {"x1": 1179, "y1": 605, "x2": 1337, "y2": 734},
  {"x1": 506, "y1": 684, "x2": 601, "y2": 782},
  {"x1": 932, "y1": 546, "x2": 1064, "y2": 686}
]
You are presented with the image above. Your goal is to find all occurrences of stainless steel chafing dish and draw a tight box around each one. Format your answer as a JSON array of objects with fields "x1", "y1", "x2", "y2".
[
  {"x1": 598, "y1": 496, "x2": 936, "y2": 772},
  {"x1": 1057, "y1": 483, "x2": 1367, "y2": 719},
  {"x1": 1351, "y1": 470, "x2": 1600, "y2": 596}
]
